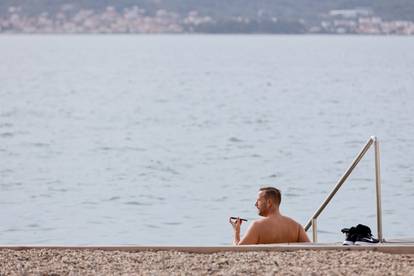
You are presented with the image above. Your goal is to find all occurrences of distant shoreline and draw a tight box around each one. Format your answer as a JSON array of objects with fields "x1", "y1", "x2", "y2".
[{"x1": 2, "y1": 6, "x2": 414, "y2": 36}]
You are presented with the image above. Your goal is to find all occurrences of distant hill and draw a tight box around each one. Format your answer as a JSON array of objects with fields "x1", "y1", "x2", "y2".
[{"x1": 1, "y1": 0, "x2": 414, "y2": 21}]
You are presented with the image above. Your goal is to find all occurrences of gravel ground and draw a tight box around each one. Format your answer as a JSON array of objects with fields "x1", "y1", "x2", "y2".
[{"x1": 0, "y1": 249, "x2": 413, "y2": 275}]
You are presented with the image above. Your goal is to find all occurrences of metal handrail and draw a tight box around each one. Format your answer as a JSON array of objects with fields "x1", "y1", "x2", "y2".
[{"x1": 304, "y1": 136, "x2": 383, "y2": 243}]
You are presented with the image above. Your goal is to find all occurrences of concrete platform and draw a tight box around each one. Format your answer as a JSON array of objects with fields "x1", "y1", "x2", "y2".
[{"x1": 1, "y1": 243, "x2": 413, "y2": 254}]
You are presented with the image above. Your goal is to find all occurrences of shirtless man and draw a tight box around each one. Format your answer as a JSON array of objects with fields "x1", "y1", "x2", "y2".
[{"x1": 230, "y1": 187, "x2": 309, "y2": 245}]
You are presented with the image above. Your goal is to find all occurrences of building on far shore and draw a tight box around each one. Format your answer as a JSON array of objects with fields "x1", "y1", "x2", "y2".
[
  {"x1": 316, "y1": 9, "x2": 414, "y2": 35},
  {"x1": 1, "y1": 5, "x2": 414, "y2": 34}
]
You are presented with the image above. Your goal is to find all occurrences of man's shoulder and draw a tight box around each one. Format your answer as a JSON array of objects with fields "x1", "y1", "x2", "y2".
[
  {"x1": 252, "y1": 217, "x2": 279, "y2": 228},
  {"x1": 280, "y1": 215, "x2": 304, "y2": 228},
  {"x1": 250, "y1": 218, "x2": 267, "y2": 227}
]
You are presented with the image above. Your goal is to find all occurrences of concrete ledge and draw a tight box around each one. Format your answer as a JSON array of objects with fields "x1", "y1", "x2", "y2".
[{"x1": 1, "y1": 243, "x2": 413, "y2": 254}]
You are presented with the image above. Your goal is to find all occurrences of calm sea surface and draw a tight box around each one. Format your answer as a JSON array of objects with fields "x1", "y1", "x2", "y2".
[{"x1": 1, "y1": 35, "x2": 414, "y2": 245}]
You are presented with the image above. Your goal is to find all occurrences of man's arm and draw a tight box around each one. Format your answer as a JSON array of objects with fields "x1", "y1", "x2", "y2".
[
  {"x1": 231, "y1": 221, "x2": 260, "y2": 245},
  {"x1": 229, "y1": 217, "x2": 242, "y2": 245},
  {"x1": 298, "y1": 225, "x2": 310, "y2": 242}
]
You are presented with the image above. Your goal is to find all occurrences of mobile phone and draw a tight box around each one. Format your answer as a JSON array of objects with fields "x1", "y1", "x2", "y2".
[{"x1": 230, "y1": 217, "x2": 248, "y2": 222}]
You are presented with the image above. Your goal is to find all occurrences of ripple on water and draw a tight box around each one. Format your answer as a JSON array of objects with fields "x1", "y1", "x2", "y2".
[
  {"x1": 4, "y1": 228, "x2": 19, "y2": 233},
  {"x1": 30, "y1": 142, "x2": 50, "y2": 148},
  {"x1": 0, "y1": 111, "x2": 17, "y2": 117},
  {"x1": 98, "y1": 146, "x2": 114, "y2": 151},
  {"x1": 37, "y1": 193, "x2": 52, "y2": 198},
  {"x1": 0, "y1": 182, "x2": 22, "y2": 188},
  {"x1": 344, "y1": 140, "x2": 364, "y2": 146},
  {"x1": 147, "y1": 166, "x2": 179, "y2": 175},
  {"x1": 97, "y1": 146, "x2": 146, "y2": 152},
  {"x1": 0, "y1": 123, "x2": 13, "y2": 128},
  {"x1": 212, "y1": 196, "x2": 228, "y2": 202},
  {"x1": 237, "y1": 144, "x2": 254, "y2": 149},
  {"x1": 105, "y1": 196, "x2": 121, "y2": 201},
  {"x1": 124, "y1": 201, "x2": 151, "y2": 206},
  {"x1": 397, "y1": 163, "x2": 411, "y2": 169},
  {"x1": 384, "y1": 209, "x2": 396, "y2": 215},
  {"x1": 48, "y1": 187, "x2": 68, "y2": 193},
  {"x1": 229, "y1": 137, "x2": 243, "y2": 143},
  {"x1": 82, "y1": 201, "x2": 98, "y2": 205},
  {"x1": 0, "y1": 132, "x2": 14, "y2": 138},
  {"x1": 145, "y1": 224, "x2": 160, "y2": 229},
  {"x1": 353, "y1": 177, "x2": 372, "y2": 182},
  {"x1": 139, "y1": 194, "x2": 165, "y2": 201},
  {"x1": 403, "y1": 177, "x2": 413, "y2": 183},
  {"x1": 87, "y1": 220, "x2": 103, "y2": 225},
  {"x1": 317, "y1": 229, "x2": 337, "y2": 234},
  {"x1": 284, "y1": 193, "x2": 300, "y2": 197},
  {"x1": 39, "y1": 227, "x2": 56, "y2": 231},
  {"x1": 163, "y1": 222, "x2": 181, "y2": 226}
]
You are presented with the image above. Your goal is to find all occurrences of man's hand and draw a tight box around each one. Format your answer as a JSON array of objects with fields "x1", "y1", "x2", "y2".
[
  {"x1": 229, "y1": 217, "x2": 243, "y2": 231},
  {"x1": 229, "y1": 217, "x2": 243, "y2": 245}
]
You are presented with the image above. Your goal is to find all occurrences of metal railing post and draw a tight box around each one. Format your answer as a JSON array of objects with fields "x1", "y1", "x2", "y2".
[
  {"x1": 312, "y1": 218, "x2": 318, "y2": 243},
  {"x1": 374, "y1": 137, "x2": 383, "y2": 242},
  {"x1": 304, "y1": 137, "x2": 374, "y2": 231}
]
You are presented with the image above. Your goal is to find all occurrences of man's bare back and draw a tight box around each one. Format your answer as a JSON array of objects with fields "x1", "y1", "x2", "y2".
[
  {"x1": 230, "y1": 187, "x2": 310, "y2": 245},
  {"x1": 247, "y1": 214, "x2": 309, "y2": 244}
]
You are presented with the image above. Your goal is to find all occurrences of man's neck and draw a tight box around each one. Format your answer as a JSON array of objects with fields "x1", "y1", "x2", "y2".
[{"x1": 264, "y1": 209, "x2": 280, "y2": 218}]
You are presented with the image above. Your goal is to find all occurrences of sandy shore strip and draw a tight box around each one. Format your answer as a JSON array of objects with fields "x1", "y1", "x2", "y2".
[{"x1": 0, "y1": 249, "x2": 413, "y2": 275}]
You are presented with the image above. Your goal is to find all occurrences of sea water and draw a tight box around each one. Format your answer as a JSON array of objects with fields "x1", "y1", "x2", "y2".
[{"x1": 1, "y1": 35, "x2": 414, "y2": 245}]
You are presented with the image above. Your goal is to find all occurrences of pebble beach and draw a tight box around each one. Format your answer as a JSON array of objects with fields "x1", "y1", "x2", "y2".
[{"x1": 0, "y1": 249, "x2": 413, "y2": 275}]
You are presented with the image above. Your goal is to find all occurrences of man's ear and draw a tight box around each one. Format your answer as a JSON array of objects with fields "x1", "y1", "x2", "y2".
[{"x1": 266, "y1": 199, "x2": 272, "y2": 208}]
